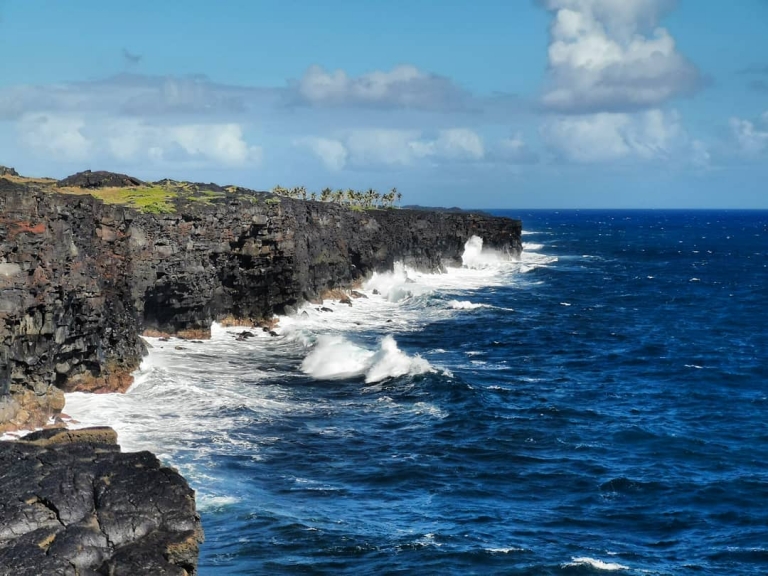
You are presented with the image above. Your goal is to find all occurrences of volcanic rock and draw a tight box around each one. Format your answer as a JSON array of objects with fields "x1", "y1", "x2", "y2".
[
  {"x1": 0, "y1": 427, "x2": 203, "y2": 575},
  {"x1": 57, "y1": 170, "x2": 144, "y2": 189}
]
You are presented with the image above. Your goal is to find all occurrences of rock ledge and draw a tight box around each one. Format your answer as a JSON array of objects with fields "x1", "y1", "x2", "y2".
[{"x1": 0, "y1": 427, "x2": 203, "y2": 575}]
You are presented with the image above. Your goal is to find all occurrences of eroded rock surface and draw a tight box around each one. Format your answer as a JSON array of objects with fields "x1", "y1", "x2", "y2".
[{"x1": 0, "y1": 427, "x2": 203, "y2": 575}]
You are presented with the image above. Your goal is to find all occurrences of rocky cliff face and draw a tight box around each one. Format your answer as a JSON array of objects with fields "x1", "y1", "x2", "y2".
[
  {"x1": 0, "y1": 427, "x2": 203, "y2": 575},
  {"x1": 0, "y1": 177, "x2": 522, "y2": 432}
]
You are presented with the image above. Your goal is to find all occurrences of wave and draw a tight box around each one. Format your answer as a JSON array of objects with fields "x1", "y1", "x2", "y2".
[
  {"x1": 447, "y1": 299, "x2": 488, "y2": 310},
  {"x1": 563, "y1": 557, "x2": 629, "y2": 571},
  {"x1": 300, "y1": 334, "x2": 433, "y2": 384},
  {"x1": 462, "y1": 235, "x2": 514, "y2": 269}
]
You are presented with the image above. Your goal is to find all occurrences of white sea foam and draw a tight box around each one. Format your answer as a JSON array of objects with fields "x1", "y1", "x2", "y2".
[
  {"x1": 300, "y1": 335, "x2": 433, "y2": 384},
  {"x1": 462, "y1": 235, "x2": 513, "y2": 268},
  {"x1": 563, "y1": 557, "x2": 629, "y2": 571},
  {"x1": 447, "y1": 300, "x2": 487, "y2": 310}
]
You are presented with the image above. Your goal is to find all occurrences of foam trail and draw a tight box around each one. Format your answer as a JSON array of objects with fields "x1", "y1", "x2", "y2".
[
  {"x1": 447, "y1": 300, "x2": 487, "y2": 310},
  {"x1": 563, "y1": 557, "x2": 629, "y2": 571},
  {"x1": 301, "y1": 335, "x2": 433, "y2": 384}
]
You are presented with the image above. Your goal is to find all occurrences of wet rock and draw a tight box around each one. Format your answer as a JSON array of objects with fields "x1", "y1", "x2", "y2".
[
  {"x1": 0, "y1": 427, "x2": 203, "y2": 575},
  {"x1": 320, "y1": 307, "x2": 334, "y2": 313}
]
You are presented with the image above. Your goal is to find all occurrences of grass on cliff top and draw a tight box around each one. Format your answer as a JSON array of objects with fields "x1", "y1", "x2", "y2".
[
  {"x1": 5, "y1": 173, "x2": 271, "y2": 213},
  {"x1": 58, "y1": 185, "x2": 176, "y2": 214},
  {"x1": 57, "y1": 184, "x2": 228, "y2": 214}
]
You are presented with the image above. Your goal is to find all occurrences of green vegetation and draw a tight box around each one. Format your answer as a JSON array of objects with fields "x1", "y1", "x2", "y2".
[
  {"x1": 58, "y1": 186, "x2": 176, "y2": 214},
  {"x1": 54, "y1": 182, "x2": 233, "y2": 214},
  {"x1": 271, "y1": 185, "x2": 402, "y2": 209}
]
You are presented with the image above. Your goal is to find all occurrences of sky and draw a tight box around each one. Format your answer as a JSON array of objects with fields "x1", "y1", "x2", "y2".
[{"x1": 1, "y1": 0, "x2": 767, "y2": 208}]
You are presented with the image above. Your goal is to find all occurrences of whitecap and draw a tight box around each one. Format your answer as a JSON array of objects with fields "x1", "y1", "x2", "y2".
[
  {"x1": 197, "y1": 494, "x2": 241, "y2": 512},
  {"x1": 447, "y1": 299, "x2": 486, "y2": 310},
  {"x1": 300, "y1": 335, "x2": 433, "y2": 384},
  {"x1": 563, "y1": 557, "x2": 629, "y2": 571}
]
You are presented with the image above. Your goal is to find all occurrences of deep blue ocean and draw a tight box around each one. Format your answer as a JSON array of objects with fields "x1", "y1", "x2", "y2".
[{"x1": 66, "y1": 210, "x2": 768, "y2": 575}]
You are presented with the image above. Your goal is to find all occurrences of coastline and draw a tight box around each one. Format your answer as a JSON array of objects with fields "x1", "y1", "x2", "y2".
[{"x1": 0, "y1": 169, "x2": 522, "y2": 572}]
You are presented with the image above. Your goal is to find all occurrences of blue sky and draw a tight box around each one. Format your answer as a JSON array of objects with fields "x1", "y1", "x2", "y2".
[{"x1": 1, "y1": 0, "x2": 767, "y2": 208}]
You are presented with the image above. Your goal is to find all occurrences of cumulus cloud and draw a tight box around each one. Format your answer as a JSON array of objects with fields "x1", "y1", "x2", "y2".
[
  {"x1": 539, "y1": 0, "x2": 702, "y2": 113},
  {"x1": 290, "y1": 64, "x2": 471, "y2": 111},
  {"x1": 729, "y1": 112, "x2": 768, "y2": 157},
  {"x1": 541, "y1": 109, "x2": 704, "y2": 164},
  {"x1": 296, "y1": 128, "x2": 488, "y2": 171},
  {"x1": 296, "y1": 128, "x2": 540, "y2": 171},
  {"x1": 18, "y1": 114, "x2": 92, "y2": 162},
  {"x1": 494, "y1": 133, "x2": 540, "y2": 164},
  {"x1": 17, "y1": 113, "x2": 262, "y2": 168},
  {"x1": 295, "y1": 137, "x2": 349, "y2": 171}
]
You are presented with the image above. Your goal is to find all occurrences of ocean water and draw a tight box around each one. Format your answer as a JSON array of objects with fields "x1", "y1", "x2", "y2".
[{"x1": 64, "y1": 210, "x2": 768, "y2": 575}]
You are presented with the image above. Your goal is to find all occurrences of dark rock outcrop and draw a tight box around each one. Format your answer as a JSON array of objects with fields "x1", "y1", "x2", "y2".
[
  {"x1": 0, "y1": 167, "x2": 19, "y2": 178},
  {"x1": 0, "y1": 427, "x2": 203, "y2": 575},
  {"x1": 0, "y1": 176, "x2": 521, "y2": 430},
  {"x1": 57, "y1": 170, "x2": 144, "y2": 189},
  {"x1": 0, "y1": 181, "x2": 145, "y2": 432}
]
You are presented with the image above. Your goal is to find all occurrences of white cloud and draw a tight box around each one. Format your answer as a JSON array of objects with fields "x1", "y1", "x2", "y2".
[
  {"x1": 297, "y1": 128, "x2": 489, "y2": 171},
  {"x1": 293, "y1": 65, "x2": 469, "y2": 110},
  {"x1": 540, "y1": 0, "x2": 701, "y2": 113},
  {"x1": 17, "y1": 114, "x2": 262, "y2": 168},
  {"x1": 495, "y1": 133, "x2": 540, "y2": 164},
  {"x1": 295, "y1": 137, "x2": 349, "y2": 171},
  {"x1": 541, "y1": 109, "x2": 701, "y2": 163},
  {"x1": 730, "y1": 113, "x2": 768, "y2": 157},
  {"x1": 18, "y1": 113, "x2": 92, "y2": 161}
]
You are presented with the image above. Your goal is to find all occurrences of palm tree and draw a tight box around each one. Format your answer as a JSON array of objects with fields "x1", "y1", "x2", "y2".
[
  {"x1": 320, "y1": 187, "x2": 332, "y2": 202},
  {"x1": 310, "y1": 192, "x2": 317, "y2": 201}
]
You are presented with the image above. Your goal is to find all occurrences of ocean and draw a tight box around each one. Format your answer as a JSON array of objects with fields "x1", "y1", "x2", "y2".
[{"x1": 65, "y1": 209, "x2": 768, "y2": 575}]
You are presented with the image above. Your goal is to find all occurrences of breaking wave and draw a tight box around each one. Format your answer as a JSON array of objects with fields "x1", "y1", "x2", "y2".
[{"x1": 300, "y1": 334, "x2": 433, "y2": 384}]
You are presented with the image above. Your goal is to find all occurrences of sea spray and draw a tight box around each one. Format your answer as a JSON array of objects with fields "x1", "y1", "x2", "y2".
[{"x1": 300, "y1": 334, "x2": 433, "y2": 383}]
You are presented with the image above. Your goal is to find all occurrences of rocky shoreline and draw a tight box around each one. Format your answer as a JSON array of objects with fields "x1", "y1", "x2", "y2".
[
  {"x1": 0, "y1": 427, "x2": 203, "y2": 575},
  {"x1": 0, "y1": 168, "x2": 522, "y2": 572}
]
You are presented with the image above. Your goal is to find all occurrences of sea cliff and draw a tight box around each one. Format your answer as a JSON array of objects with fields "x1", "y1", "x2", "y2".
[
  {"x1": 0, "y1": 173, "x2": 521, "y2": 432},
  {"x1": 0, "y1": 170, "x2": 522, "y2": 572}
]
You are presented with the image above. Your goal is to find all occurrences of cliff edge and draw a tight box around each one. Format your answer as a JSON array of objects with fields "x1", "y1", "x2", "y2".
[{"x1": 0, "y1": 173, "x2": 521, "y2": 432}]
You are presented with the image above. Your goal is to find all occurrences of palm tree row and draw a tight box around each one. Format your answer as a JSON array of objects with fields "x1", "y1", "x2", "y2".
[{"x1": 270, "y1": 186, "x2": 402, "y2": 209}]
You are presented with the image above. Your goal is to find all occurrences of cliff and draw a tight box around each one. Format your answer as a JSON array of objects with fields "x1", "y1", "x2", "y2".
[
  {"x1": 0, "y1": 170, "x2": 521, "y2": 573},
  {"x1": 0, "y1": 427, "x2": 203, "y2": 575},
  {"x1": 0, "y1": 174, "x2": 521, "y2": 432}
]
